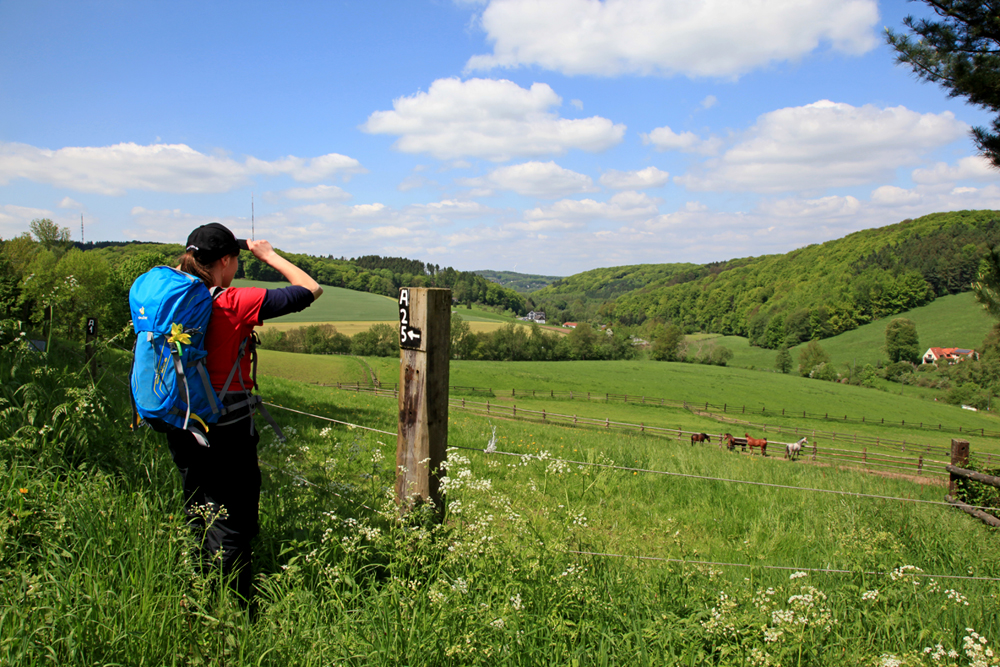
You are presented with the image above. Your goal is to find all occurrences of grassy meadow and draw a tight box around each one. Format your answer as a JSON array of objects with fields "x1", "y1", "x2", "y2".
[
  {"x1": 5, "y1": 326, "x2": 1000, "y2": 666},
  {"x1": 708, "y1": 292, "x2": 996, "y2": 372},
  {"x1": 232, "y1": 279, "x2": 399, "y2": 322},
  {"x1": 7, "y1": 283, "x2": 1000, "y2": 666},
  {"x1": 268, "y1": 352, "x2": 1000, "y2": 452}
]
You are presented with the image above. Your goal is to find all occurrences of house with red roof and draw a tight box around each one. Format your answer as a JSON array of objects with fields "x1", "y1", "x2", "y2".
[{"x1": 922, "y1": 347, "x2": 979, "y2": 365}]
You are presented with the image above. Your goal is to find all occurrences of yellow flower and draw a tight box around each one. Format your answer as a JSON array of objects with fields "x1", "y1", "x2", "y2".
[
  {"x1": 167, "y1": 323, "x2": 191, "y2": 347},
  {"x1": 18, "y1": 488, "x2": 27, "y2": 494}
]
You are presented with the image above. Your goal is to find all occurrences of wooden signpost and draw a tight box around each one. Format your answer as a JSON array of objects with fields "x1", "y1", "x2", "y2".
[{"x1": 396, "y1": 287, "x2": 450, "y2": 516}]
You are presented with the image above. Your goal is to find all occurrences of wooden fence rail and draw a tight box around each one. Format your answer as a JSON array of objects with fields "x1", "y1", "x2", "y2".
[
  {"x1": 359, "y1": 382, "x2": 998, "y2": 440},
  {"x1": 322, "y1": 383, "x2": 946, "y2": 478},
  {"x1": 946, "y1": 439, "x2": 1000, "y2": 527},
  {"x1": 325, "y1": 382, "x2": 974, "y2": 463},
  {"x1": 946, "y1": 464, "x2": 1000, "y2": 489}
]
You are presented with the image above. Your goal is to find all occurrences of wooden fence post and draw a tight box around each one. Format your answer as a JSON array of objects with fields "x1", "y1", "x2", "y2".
[
  {"x1": 950, "y1": 439, "x2": 970, "y2": 496},
  {"x1": 396, "y1": 287, "x2": 450, "y2": 516}
]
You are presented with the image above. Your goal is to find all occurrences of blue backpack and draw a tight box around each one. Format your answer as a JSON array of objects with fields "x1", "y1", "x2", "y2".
[
  {"x1": 129, "y1": 266, "x2": 285, "y2": 446},
  {"x1": 129, "y1": 267, "x2": 222, "y2": 446}
]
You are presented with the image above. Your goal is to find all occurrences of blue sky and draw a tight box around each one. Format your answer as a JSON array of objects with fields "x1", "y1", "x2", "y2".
[{"x1": 2, "y1": 0, "x2": 998, "y2": 275}]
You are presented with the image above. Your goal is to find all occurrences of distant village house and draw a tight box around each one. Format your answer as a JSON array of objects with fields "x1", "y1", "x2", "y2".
[
  {"x1": 524, "y1": 311, "x2": 546, "y2": 324},
  {"x1": 922, "y1": 347, "x2": 979, "y2": 365}
]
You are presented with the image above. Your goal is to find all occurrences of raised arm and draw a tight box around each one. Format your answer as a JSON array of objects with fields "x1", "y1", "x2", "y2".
[{"x1": 246, "y1": 239, "x2": 323, "y2": 301}]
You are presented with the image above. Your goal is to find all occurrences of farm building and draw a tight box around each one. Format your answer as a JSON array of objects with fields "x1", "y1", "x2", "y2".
[
  {"x1": 922, "y1": 347, "x2": 979, "y2": 364},
  {"x1": 563, "y1": 322, "x2": 578, "y2": 329},
  {"x1": 525, "y1": 311, "x2": 546, "y2": 323}
]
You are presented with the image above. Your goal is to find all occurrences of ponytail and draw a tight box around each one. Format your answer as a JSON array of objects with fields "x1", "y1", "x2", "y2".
[{"x1": 178, "y1": 252, "x2": 214, "y2": 286}]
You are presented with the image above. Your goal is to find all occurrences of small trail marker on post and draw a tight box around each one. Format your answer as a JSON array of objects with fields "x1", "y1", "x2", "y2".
[{"x1": 396, "y1": 287, "x2": 450, "y2": 517}]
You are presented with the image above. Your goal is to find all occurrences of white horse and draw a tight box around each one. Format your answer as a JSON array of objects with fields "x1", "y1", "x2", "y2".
[{"x1": 786, "y1": 437, "x2": 807, "y2": 460}]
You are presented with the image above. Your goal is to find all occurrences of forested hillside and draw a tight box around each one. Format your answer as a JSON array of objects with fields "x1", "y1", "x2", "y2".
[
  {"x1": 528, "y1": 210, "x2": 1000, "y2": 347},
  {"x1": 473, "y1": 269, "x2": 562, "y2": 293}
]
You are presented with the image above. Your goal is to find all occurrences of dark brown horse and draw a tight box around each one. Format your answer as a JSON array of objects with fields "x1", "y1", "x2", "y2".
[
  {"x1": 745, "y1": 433, "x2": 767, "y2": 456},
  {"x1": 722, "y1": 433, "x2": 743, "y2": 451},
  {"x1": 691, "y1": 432, "x2": 710, "y2": 446}
]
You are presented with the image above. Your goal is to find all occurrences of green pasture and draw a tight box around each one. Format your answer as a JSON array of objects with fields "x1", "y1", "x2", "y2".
[
  {"x1": 708, "y1": 291, "x2": 996, "y2": 372},
  {"x1": 232, "y1": 279, "x2": 398, "y2": 322},
  {"x1": 259, "y1": 352, "x2": 1000, "y2": 457},
  {"x1": 258, "y1": 378, "x2": 1000, "y2": 664},
  {"x1": 6, "y1": 334, "x2": 1000, "y2": 665},
  {"x1": 256, "y1": 349, "x2": 372, "y2": 385}
]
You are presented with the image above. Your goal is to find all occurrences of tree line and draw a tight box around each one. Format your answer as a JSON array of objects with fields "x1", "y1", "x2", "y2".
[
  {"x1": 529, "y1": 210, "x2": 1000, "y2": 349},
  {"x1": 262, "y1": 318, "x2": 644, "y2": 362},
  {"x1": 0, "y1": 222, "x2": 529, "y2": 349}
]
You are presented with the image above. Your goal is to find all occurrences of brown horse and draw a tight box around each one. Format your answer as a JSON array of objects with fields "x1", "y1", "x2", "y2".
[
  {"x1": 745, "y1": 433, "x2": 767, "y2": 456},
  {"x1": 691, "y1": 432, "x2": 710, "y2": 446},
  {"x1": 722, "y1": 433, "x2": 743, "y2": 451}
]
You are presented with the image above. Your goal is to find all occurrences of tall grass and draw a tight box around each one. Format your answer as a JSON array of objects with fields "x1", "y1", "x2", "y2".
[{"x1": 3, "y1": 330, "x2": 1000, "y2": 665}]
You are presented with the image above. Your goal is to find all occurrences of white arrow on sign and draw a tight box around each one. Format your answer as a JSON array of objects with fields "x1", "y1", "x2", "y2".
[{"x1": 407, "y1": 329, "x2": 421, "y2": 341}]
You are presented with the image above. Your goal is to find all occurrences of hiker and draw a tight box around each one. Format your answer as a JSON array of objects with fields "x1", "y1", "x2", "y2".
[{"x1": 168, "y1": 222, "x2": 322, "y2": 607}]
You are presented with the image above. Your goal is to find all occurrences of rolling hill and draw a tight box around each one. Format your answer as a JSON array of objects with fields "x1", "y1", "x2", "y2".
[{"x1": 527, "y1": 211, "x2": 1000, "y2": 347}]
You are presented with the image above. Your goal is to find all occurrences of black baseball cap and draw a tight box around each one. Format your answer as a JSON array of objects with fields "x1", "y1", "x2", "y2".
[{"x1": 185, "y1": 222, "x2": 249, "y2": 264}]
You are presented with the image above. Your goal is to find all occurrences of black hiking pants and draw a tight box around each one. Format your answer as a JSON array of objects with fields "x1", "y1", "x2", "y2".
[{"x1": 167, "y1": 405, "x2": 261, "y2": 607}]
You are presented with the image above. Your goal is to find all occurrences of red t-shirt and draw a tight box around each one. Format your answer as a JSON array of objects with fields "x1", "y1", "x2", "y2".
[{"x1": 205, "y1": 287, "x2": 266, "y2": 391}]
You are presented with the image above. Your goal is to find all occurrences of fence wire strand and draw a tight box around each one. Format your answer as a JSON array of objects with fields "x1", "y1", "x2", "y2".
[
  {"x1": 214, "y1": 401, "x2": 1000, "y2": 583},
  {"x1": 259, "y1": 401, "x2": 996, "y2": 512},
  {"x1": 452, "y1": 444, "x2": 1000, "y2": 513},
  {"x1": 264, "y1": 402, "x2": 397, "y2": 437},
  {"x1": 566, "y1": 550, "x2": 1000, "y2": 582},
  {"x1": 258, "y1": 459, "x2": 377, "y2": 513}
]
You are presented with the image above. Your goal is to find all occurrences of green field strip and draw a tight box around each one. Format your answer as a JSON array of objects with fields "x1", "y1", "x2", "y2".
[
  {"x1": 257, "y1": 352, "x2": 1000, "y2": 456},
  {"x1": 232, "y1": 279, "x2": 398, "y2": 321}
]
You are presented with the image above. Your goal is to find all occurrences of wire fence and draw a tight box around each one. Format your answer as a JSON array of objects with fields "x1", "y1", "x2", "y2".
[
  {"x1": 324, "y1": 384, "x2": 960, "y2": 478},
  {"x1": 260, "y1": 400, "x2": 1000, "y2": 583},
  {"x1": 327, "y1": 382, "x2": 998, "y2": 459}
]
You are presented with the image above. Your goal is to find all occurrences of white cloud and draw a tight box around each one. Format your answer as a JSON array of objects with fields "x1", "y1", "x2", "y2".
[
  {"x1": 870, "y1": 186, "x2": 922, "y2": 206},
  {"x1": 0, "y1": 204, "x2": 56, "y2": 238},
  {"x1": 466, "y1": 0, "x2": 878, "y2": 77},
  {"x1": 756, "y1": 194, "x2": 862, "y2": 218},
  {"x1": 275, "y1": 184, "x2": 352, "y2": 201},
  {"x1": 458, "y1": 161, "x2": 597, "y2": 198},
  {"x1": 911, "y1": 155, "x2": 1000, "y2": 185},
  {"x1": 405, "y1": 199, "x2": 495, "y2": 217},
  {"x1": 700, "y1": 95, "x2": 718, "y2": 110},
  {"x1": 676, "y1": 101, "x2": 968, "y2": 193},
  {"x1": 245, "y1": 153, "x2": 365, "y2": 182},
  {"x1": 362, "y1": 77, "x2": 625, "y2": 161},
  {"x1": 0, "y1": 141, "x2": 365, "y2": 196},
  {"x1": 642, "y1": 126, "x2": 721, "y2": 155},
  {"x1": 58, "y1": 197, "x2": 83, "y2": 210},
  {"x1": 524, "y1": 191, "x2": 661, "y2": 222},
  {"x1": 600, "y1": 166, "x2": 670, "y2": 189},
  {"x1": 126, "y1": 207, "x2": 249, "y2": 244}
]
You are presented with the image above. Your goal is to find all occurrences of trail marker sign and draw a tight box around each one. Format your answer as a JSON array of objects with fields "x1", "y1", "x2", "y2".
[
  {"x1": 396, "y1": 287, "x2": 451, "y2": 517},
  {"x1": 398, "y1": 288, "x2": 423, "y2": 350}
]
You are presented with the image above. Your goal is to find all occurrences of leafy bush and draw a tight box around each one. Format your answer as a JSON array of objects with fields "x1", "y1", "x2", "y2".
[{"x1": 885, "y1": 361, "x2": 916, "y2": 383}]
